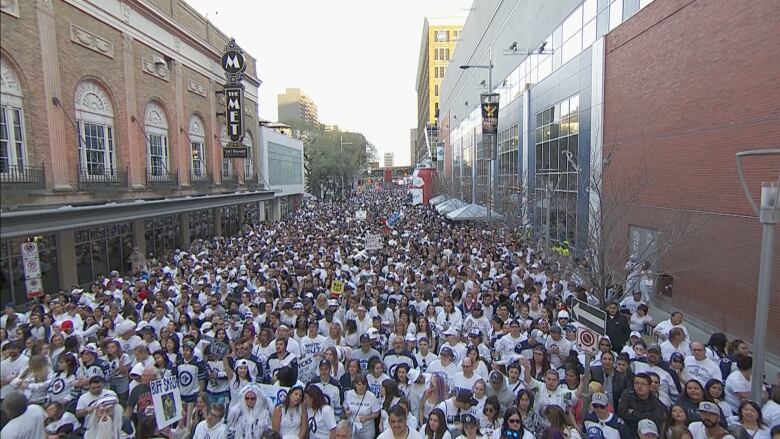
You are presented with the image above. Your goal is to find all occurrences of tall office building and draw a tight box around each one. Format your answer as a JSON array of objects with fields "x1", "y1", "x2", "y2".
[
  {"x1": 409, "y1": 128, "x2": 418, "y2": 166},
  {"x1": 277, "y1": 88, "x2": 319, "y2": 127},
  {"x1": 414, "y1": 17, "x2": 464, "y2": 165},
  {"x1": 384, "y1": 153, "x2": 394, "y2": 168}
]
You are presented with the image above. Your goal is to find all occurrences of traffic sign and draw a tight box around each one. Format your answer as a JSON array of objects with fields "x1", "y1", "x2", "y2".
[
  {"x1": 577, "y1": 327, "x2": 599, "y2": 355},
  {"x1": 570, "y1": 298, "x2": 606, "y2": 335}
]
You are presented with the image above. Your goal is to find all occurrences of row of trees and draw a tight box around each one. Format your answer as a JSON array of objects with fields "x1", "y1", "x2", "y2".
[{"x1": 291, "y1": 122, "x2": 377, "y2": 200}]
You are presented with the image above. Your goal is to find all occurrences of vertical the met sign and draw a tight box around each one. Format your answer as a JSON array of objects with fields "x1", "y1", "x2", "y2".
[{"x1": 225, "y1": 86, "x2": 244, "y2": 143}]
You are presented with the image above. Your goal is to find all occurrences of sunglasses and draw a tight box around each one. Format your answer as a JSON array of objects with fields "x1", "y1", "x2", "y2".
[
  {"x1": 508, "y1": 418, "x2": 522, "y2": 424},
  {"x1": 244, "y1": 396, "x2": 257, "y2": 401},
  {"x1": 592, "y1": 404, "x2": 607, "y2": 409}
]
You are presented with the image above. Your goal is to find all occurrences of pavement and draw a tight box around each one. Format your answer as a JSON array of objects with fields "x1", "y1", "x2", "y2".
[{"x1": 649, "y1": 297, "x2": 780, "y2": 386}]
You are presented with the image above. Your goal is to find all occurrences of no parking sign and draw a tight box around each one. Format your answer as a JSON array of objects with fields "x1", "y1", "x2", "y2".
[{"x1": 576, "y1": 327, "x2": 599, "y2": 355}]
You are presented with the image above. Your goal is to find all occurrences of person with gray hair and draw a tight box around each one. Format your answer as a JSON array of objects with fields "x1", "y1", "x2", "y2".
[
  {"x1": 0, "y1": 391, "x2": 46, "y2": 439},
  {"x1": 333, "y1": 420, "x2": 353, "y2": 439}
]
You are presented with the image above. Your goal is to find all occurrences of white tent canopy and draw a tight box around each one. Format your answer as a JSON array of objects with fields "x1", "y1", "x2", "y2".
[
  {"x1": 446, "y1": 203, "x2": 503, "y2": 221},
  {"x1": 436, "y1": 199, "x2": 467, "y2": 215},
  {"x1": 429, "y1": 195, "x2": 448, "y2": 206}
]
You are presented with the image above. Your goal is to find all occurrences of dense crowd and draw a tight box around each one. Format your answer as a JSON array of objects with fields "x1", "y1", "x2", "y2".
[{"x1": 1, "y1": 188, "x2": 778, "y2": 439}]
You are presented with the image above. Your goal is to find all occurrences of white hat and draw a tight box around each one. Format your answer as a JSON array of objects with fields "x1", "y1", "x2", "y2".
[
  {"x1": 130, "y1": 363, "x2": 145, "y2": 376},
  {"x1": 442, "y1": 327, "x2": 458, "y2": 337},
  {"x1": 630, "y1": 331, "x2": 642, "y2": 339},
  {"x1": 200, "y1": 322, "x2": 213, "y2": 332},
  {"x1": 135, "y1": 321, "x2": 149, "y2": 331},
  {"x1": 408, "y1": 368, "x2": 423, "y2": 383},
  {"x1": 328, "y1": 299, "x2": 339, "y2": 307},
  {"x1": 404, "y1": 333, "x2": 417, "y2": 342},
  {"x1": 557, "y1": 310, "x2": 570, "y2": 319},
  {"x1": 638, "y1": 419, "x2": 658, "y2": 436}
]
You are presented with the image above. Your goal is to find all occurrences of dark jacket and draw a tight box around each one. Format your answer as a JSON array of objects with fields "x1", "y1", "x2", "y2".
[
  {"x1": 590, "y1": 366, "x2": 629, "y2": 410},
  {"x1": 617, "y1": 389, "x2": 667, "y2": 438},
  {"x1": 606, "y1": 313, "x2": 631, "y2": 350}
]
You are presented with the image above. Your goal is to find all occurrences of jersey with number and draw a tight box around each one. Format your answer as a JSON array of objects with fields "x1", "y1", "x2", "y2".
[{"x1": 175, "y1": 356, "x2": 207, "y2": 399}]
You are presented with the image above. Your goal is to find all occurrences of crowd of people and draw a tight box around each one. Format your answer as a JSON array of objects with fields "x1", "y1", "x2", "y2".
[{"x1": 1, "y1": 188, "x2": 778, "y2": 439}]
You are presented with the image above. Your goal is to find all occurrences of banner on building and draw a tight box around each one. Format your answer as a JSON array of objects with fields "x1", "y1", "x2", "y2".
[
  {"x1": 480, "y1": 93, "x2": 500, "y2": 135},
  {"x1": 224, "y1": 85, "x2": 245, "y2": 143},
  {"x1": 150, "y1": 376, "x2": 183, "y2": 430},
  {"x1": 436, "y1": 143, "x2": 444, "y2": 161},
  {"x1": 21, "y1": 242, "x2": 43, "y2": 298}
]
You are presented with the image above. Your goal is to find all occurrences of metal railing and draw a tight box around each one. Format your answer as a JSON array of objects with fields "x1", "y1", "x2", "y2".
[
  {"x1": 146, "y1": 167, "x2": 179, "y2": 188},
  {"x1": 190, "y1": 169, "x2": 213, "y2": 187},
  {"x1": 0, "y1": 164, "x2": 46, "y2": 190},
  {"x1": 77, "y1": 165, "x2": 128, "y2": 191},
  {"x1": 221, "y1": 167, "x2": 239, "y2": 188}
]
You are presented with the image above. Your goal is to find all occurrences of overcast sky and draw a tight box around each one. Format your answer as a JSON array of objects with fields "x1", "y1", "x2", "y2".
[{"x1": 186, "y1": 0, "x2": 472, "y2": 166}]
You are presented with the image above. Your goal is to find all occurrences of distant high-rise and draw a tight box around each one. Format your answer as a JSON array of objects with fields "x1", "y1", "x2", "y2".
[
  {"x1": 410, "y1": 128, "x2": 417, "y2": 166},
  {"x1": 384, "y1": 153, "x2": 394, "y2": 168},
  {"x1": 277, "y1": 88, "x2": 319, "y2": 127},
  {"x1": 414, "y1": 17, "x2": 464, "y2": 165}
]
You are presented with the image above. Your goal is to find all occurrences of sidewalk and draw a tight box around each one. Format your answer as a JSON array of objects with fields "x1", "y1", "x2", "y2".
[{"x1": 649, "y1": 298, "x2": 780, "y2": 385}]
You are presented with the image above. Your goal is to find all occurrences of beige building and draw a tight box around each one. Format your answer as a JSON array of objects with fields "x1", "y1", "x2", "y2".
[
  {"x1": 383, "y1": 152, "x2": 394, "y2": 168},
  {"x1": 0, "y1": 0, "x2": 295, "y2": 305},
  {"x1": 413, "y1": 17, "x2": 464, "y2": 165},
  {"x1": 277, "y1": 87, "x2": 318, "y2": 128}
]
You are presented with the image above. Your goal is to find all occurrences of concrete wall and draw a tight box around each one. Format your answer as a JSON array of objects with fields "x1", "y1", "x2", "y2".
[{"x1": 257, "y1": 126, "x2": 305, "y2": 197}]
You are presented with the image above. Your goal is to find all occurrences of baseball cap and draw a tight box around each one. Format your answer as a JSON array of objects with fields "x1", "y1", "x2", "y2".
[
  {"x1": 293, "y1": 302, "x2": 304, "y2": 309},
  {"x1": 586, "y1": 426, "x2": 606, "y2": 439},
  {"x1": 461, "y1": 413, "x2": 478, "y2": 425},
  {"x1": 630, "y1": 331, "x2": 642, "y2": 339},
  {"x1": 647, "y1": 344, "x2": 661, "y2": 353},
  {"x1": 489, "y1": 370, "x2": 504, "y2": 383},
  {"x1": 591, "y1": 392, "x2": 609, "y2": 407},
  {"x1": 130, "y1": 363, "x2": 145, "y2": 376},
  {"x1": 455, "y1": 389, "x2": 478, "y2": 406},
  {"x1": 404, "y1": 333, "x2": 417, "y2": 343},
  {"x1": 638, "y1": 419, "x2": 658, "y2": 436},
  {"x1": 328, "y1": 299, "x2": 339, "y2": 307},
  {"x1": 550, "y1": 325, "x2": 562, "y2": 334},
  {"x1": 442, "y1": 327, "x2": 458, "y2": 337},
  {"x1": 318, "y1": 359, "x2": 331, "y2": 369},
  {"x1": 557, "y1": 310, "x2": 570, "y2": 319},
  {"x1": 360, "y1": 333, "x2": 371, "y2": 342},
  {"x1": 698, "y1": 401, "x2": 720, "y2": 415},
  {"x1": 61, "y1": 320, "x2": 74, "y2": 331},
  {"x1": 670, "y1": 352, "x2": 685, "y2": 363},
  {"x1": 468, "y1": 329, "x2": 482, "y2": 338},
  {"x1": 440, "y1": 346, "x2": 454, "y2": 357},
  {"x1": 408, "y1": 368, "x2": 423, "y2": 383}
]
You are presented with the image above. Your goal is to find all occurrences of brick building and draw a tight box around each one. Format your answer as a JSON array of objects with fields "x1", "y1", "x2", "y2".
[
  {"x1": 0, "y1": 0, "x2": 298, "y2": 305},
  {"x1": 602, "y1": 0, "x2": 780, "y2": 353}
]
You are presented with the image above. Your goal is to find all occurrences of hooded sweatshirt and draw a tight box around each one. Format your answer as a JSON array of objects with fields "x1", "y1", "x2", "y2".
[
  {"x1": 226, "y1": 385, "x2": 272, "y2": 439},
  {"x1": 485, "y1": 378, "x2": 515, "y2": 415}
]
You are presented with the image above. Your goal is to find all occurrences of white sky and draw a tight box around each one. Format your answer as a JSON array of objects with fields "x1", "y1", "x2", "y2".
[{"x1": 186, "y1": 0, "x2": 472, "y2": 166}]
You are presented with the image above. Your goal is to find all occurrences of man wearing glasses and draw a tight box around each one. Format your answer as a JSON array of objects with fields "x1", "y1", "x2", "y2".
[
  {"x1": 582, "y1": 392, "x2": 630, "y2": 439},
  {"x1": 192, "y1": 403, "x2": 227, "y2": 439}
]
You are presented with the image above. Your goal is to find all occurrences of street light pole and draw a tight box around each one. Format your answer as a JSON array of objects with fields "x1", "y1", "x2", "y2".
[
  {"x1": 459, "y1": 46, "x2": 495, "y2": 222},
  {"x1": 736, "y1": 149, "x2": 780, "y2": 402}
]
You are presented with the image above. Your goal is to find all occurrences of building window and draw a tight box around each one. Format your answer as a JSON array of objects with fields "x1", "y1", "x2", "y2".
[
  {"x1": 434, "y1": 48, "x2": 439, "y2": 61},
  {"x1": 144, "y1": 102, "x2": 170, "y2": 177},
  {"x1": 535, "y1": 94, "x2": 580, "y2": 247},
  {"x1": 0, "y1": 59, "x2": 26, "y2": 175},
  {"x1": 220, "y1": 205, "x2": 240, "y2": 237},
  {"x1": 0, "y1": 235, "x2": 59, "y2": 305},
  {"x1": 219, "y1": 126, "x2": 233, "y2": 178},
  {"x1": 445, "y1": 48, "x2": 450, "y2": 60},
  {"x1": 435, "y1": 84, "x2": 439, "y2": 97},
  {"x1": 144, "y1": 215, "x2": 181, "y2": 258},
  {"x1": 74, "y1": 224, "x2": 131, "y2": 285},
  {"x1": 189, "y1": 209, "x2": 215, "y2": 242},
  {"x1": 609, "y1": 0, "x2": 624, "y2": 31},
  {"x1": 189, "y1": 115, "x2": 207, "y2": 180},
  {"x1": 268, "y1": 141, "x2": 303, "y2": 185},
  {"x1": 75, "y1": 80, "x2": 115, "y2": 177},
  {"x1": 243, "y1": 131, "x2": 254, "y2": 180}
]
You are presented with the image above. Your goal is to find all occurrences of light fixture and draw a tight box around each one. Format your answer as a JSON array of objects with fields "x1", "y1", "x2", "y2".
[
  {"x1": 509, "y1": 42, "x2": 518, "y2": 52},
  {"x1": 538, "y1": 41, "x2": 548, "y2": 54},
  {"x1": 479, "y1": 80, "x2": 486, "y2": 86}
]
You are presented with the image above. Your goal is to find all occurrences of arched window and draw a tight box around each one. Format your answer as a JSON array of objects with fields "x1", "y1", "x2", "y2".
[
  {"x1": 220, "y1": 126, "x2": 232, "y2": 178},
  {"x1": 0, "y1": 58, "x2": 26, "y2": 175},
  {"x1": 243, "y1": 131, "x2": 254, "y2": 180},
  {"x1": 144, "y1": 102, "x2": 169, "y2": 177},
  {"x1": 189, "y1": 115, "x2": 207, "y2": 180},
  {"x1": 75, "y1": 80, "x2": 115, "y2": 177}
]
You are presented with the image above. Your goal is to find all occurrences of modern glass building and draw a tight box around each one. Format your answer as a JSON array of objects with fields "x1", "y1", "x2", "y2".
[{"x1": 439, "y1": 0, "x2": 657, "y2": 250}]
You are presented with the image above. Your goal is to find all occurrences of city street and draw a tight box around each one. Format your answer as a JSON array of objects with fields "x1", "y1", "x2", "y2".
[{"x1": 1, "y1": 0, "x2": 779, "y2": 438}]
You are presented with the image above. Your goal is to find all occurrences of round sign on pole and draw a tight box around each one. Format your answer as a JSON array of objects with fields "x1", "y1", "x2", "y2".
[
  {"x1": 576, "y1": 327, "x2": 598, "y2": 355},
  {"x1": 221, "y1": 39, "x2": 246, "y2": 75}
]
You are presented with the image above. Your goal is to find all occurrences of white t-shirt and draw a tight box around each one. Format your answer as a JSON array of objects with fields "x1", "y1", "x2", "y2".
[
  {"x1": 307, "y1": 406, "x2": 337, "y2": 439},
  {"x1": 44, "y1": 411, "x2": 80, "y2": 435},
  {"x1": 451, "y1": 372, "x2": 480, "y2": 394},
  {"x1": 683, "y1": 356, "x2": 722, "y2": 385},
  {"x1": 192, "y1": 420, "x2": 228, "y2": 439},
  {"x1": 688, "y1": 421, "x2": 736, "y2": 439},
  {"x1": 344, "y1": 389, "x2": 380, "y2": 437},
  {"x1": 0, "y1": 404, "x2": 46, "y2": 439},
  {"x1": 762, "y1": 399, "x2": 780, "y2": 432},
  {"x1": 76, "y1": 388, "x2": 117, "y2": 428},
  {"x1": 378, "y1": 427, "x2": 423, "y2": 439},
  {"x1": 0, "y1": 355, "x2": 29, "y2": 399},
  {"x1": 725, "y1": 370, "x2": 751, "y2": 414}
]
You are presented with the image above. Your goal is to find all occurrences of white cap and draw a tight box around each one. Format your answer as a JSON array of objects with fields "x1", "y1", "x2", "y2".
[
  {"x1": 130, "y1": 363, "x2": 145, "y2": 376},
  {"x1": 638, "y1": 419, "x2": 658, "y2": 436}
]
